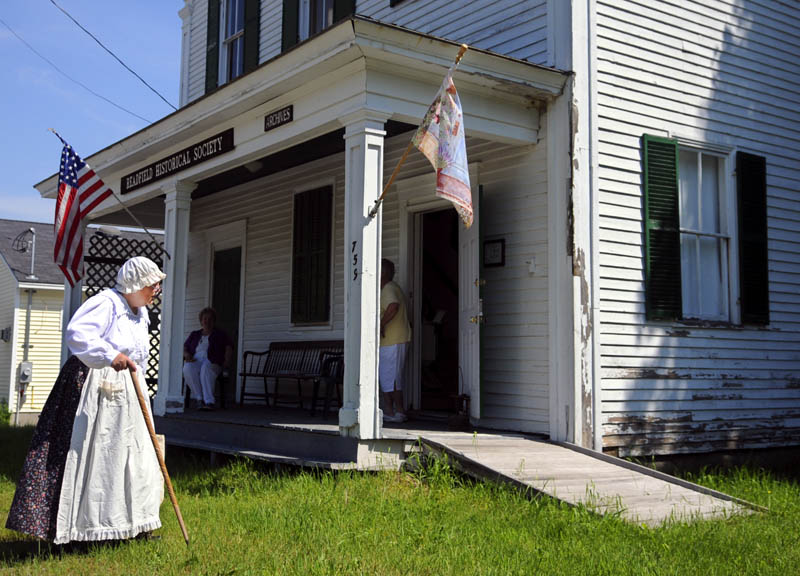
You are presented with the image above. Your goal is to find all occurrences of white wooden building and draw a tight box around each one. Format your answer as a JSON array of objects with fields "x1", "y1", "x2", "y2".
[
  {"x1": 0, "y1": 220, "x2": 65, "y2": 425},
  {"x1": 35, "y1": 0, "x2": 800, "y2": 461}
]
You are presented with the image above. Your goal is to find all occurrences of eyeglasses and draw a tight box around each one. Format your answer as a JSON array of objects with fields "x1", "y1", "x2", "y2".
[{"x1": 148, "y1": 283, "x2": 162, "y2": 295}]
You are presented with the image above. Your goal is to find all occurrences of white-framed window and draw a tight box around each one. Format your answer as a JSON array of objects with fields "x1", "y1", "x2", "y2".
[
  {"x1": 678, "y1": 146, "x2": 734, "y2": 321},
  {"x1": 298, "y1": 0, "x2": 335, "y2": 42},
  {"x1": 220, "y1": 0, "x2": 246, "y2": 83},
  {"x1": 290, "y1": 183, "x2": 334, "y2": 325},
  {"x1": 643, "y1": 134, "x2": 768, "y2": 325}
]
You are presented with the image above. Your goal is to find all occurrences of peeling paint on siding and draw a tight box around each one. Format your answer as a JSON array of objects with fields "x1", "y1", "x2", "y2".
[{"x1": 596, "y1": 0, "x2": 800, "y2": 457}]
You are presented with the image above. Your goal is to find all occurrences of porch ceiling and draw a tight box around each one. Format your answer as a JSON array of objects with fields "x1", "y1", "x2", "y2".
[
  {"x1": 34, "y1": 16, "x2": 568, "y2": 218},
  {"x1": 90, "y1": 195, "x2": 166, "y2": 229}
]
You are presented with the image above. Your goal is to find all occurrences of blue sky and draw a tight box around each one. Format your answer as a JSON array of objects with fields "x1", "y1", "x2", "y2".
[{"x1": 0, "y1": 0, "x2": 182, "y2": 223}]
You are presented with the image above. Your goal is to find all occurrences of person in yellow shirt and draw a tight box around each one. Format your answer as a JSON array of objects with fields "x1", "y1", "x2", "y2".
[{"x1": 380, "y1": 259, "x2": 411, "y2": 423}]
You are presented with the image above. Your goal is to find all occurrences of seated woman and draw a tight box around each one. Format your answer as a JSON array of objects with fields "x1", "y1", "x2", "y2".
[{"x1": 183, "y1": 307, "x2": 232, "y2": 410}]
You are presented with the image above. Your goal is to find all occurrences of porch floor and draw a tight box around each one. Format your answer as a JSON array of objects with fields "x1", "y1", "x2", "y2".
[
  {"x1": 154, "y1": 405, "x2": 449, "y2": 469},
  {"x1": 157, "y1": 405, "x2": 453, "y2": 437}
]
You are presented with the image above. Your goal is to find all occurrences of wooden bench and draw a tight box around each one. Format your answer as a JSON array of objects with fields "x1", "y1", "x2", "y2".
[{"x1": 238, "y1": 340, "x2": 344, "y2": 407}]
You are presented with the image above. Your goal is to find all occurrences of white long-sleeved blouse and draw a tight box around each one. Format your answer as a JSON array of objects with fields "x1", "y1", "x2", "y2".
[{"x1": 66, "y1": 288, "x2": 151, "y2": 370}]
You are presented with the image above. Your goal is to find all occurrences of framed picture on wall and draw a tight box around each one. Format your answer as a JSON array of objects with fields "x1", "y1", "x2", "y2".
[{"x1": 483, "y1": 239, "x2": 505, "y2": 268}]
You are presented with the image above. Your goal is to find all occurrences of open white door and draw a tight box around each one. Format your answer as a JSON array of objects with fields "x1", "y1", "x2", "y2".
[{"x1": 458, "y1": 172, "x2": 481, "y2": 420}]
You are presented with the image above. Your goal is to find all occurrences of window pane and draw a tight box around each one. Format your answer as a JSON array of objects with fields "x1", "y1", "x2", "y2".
[
  {"x1": 310, "y1": 0, "x2": 335, "y2": 35},
  {"x1": 235, "y1": 0, "x2": 245, "y2": 30},
  {"x1": 681, "y1": 234, "x2": 699, "y2": 317},
  {"x1": 679, "y1": 149, "x2": 698, "y2": 230},
  {"x1": 226, "y1": 0, "x2": 244, "y2": 37},
  {"x1": 699, "y1": 237, "x2": 724, "y2": 317},
  {"x1": 228, "y1": 37, "x2": 244, "y2": 81},
  {"x1": 701, "y1": 154, "x2": 720, "y2": 233}
]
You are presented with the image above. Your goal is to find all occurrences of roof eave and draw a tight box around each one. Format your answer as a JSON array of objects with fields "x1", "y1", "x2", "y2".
[{"x1": 35, "y1": 16, "x2": 569, "y2": 198}]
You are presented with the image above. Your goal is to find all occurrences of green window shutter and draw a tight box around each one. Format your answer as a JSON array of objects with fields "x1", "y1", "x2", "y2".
[
  {"x1": 642, "y1": 134, "x2": 681, "y2": 320},
  {"x1": 292, "y1": 186, "x2": 332, "y2": 323},
  {"x1": 243, "y1": 0, "x2": 260, "y2": 73},
  {"x1": 737, "y1": 152, "x2": 769, "y2": 324},
  {"x1": 333, "y1": 0, "x2": 356, "y2": 22},
  {"x1": 292, "y1": 190, "x2": 310, "y2": 322},
  {"x1": 205, "y1": 0, "x2": 221, "y2": 94},
  {"x1": 282, "y1": 0, "x2": 299, "y2": 52}
]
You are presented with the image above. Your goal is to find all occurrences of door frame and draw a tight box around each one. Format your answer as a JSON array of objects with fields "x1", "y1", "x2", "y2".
[
  {"x1": 203, "y1": 219, "x2": 247, "y2": 402},
  {"x1": 396, "y1": 164, "x2": 480, "y2": 412}
]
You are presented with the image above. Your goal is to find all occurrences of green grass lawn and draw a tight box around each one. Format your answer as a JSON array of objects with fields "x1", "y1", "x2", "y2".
[{"x1": 0, "y1": 425, "x2": 798, "y2": 575}]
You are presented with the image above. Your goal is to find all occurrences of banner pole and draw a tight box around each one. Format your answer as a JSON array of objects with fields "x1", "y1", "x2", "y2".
[{"x1": 367, "y1": 43, "x2": 469, "y2": 220}]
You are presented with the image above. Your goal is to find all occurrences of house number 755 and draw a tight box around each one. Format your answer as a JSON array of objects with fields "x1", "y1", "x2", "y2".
[{"x1": 352, "y1": 241, "x2": 359, "y2": 281}]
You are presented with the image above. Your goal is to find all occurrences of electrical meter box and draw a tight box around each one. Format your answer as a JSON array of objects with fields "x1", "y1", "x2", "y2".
[{"x1": 19, "y1": 362, "x2": 33, "y2": 386}]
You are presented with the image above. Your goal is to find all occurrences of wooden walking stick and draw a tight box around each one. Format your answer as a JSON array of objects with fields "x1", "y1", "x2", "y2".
[{"x1": 129, "y1": 368, "x2": 190, "y2": 547}]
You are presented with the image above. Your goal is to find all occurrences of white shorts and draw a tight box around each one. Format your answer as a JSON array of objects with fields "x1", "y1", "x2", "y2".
[{"x1": 379, "y1": 343, "x2": 408, "y2": 393}]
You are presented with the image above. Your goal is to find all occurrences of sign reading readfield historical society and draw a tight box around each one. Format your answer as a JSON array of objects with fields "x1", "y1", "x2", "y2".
[{"x1": 121, "y1": 128, "x2": 235, "y2": 194}]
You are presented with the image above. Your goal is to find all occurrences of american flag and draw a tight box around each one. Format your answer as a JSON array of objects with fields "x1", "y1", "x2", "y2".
[{"x1": 54, "y1": 137, "x2": 113, "y2": 286}]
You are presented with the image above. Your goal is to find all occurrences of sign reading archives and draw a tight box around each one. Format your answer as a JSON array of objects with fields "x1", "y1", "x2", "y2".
[
  {"x1": 121, "y1": 128, "x2": 234, "y2": 194},
  {"x1": 264, "y1": 105, "x2": 293, "y2": 132}
]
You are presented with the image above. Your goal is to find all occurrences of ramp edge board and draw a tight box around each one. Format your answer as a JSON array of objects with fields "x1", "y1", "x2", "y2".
[
  {"x1": 419, "y1": 434, "x2": 762, "y2": 524},
  {"x1": 554, "y1": 441, "x2": 767, "y2": 513}
]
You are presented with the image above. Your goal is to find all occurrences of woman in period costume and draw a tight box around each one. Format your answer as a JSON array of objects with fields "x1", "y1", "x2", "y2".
[{"x1": 6, "y1": 256, "x2": 166, "y2": 544}]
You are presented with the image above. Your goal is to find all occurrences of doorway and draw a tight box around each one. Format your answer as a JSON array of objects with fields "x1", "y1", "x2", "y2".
[
  {"x1": 418, "y1": 209, "x2": 460, "y2": 412},
  {"x1": 211, "y1": 246, "x2": 241, "y2": 407},
  {"x1": 397, "y1": 165, "x2": 480, "y2": 421}
]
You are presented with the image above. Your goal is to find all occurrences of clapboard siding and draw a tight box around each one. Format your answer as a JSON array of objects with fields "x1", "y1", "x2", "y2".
[
  {"x1": 358, "y1": 0, "x2": 549, "y2": 63},
  {"x1": 0, "y1": 263, "x2": 16, "y2": 406},
  {"x1": 259, "y1": 0, "x2": 283, "y2": 63},
  {"x1": 596, "y1": 0, "x2": 800, "y2": 456},
  {"x1": 187, "y1": 0, "x2": 209, "y2": 104},
  {"x1": 477, "y1": 139, "x2": 550, "y2": 434},
  {"x1": 184, "y1": 0, "x2": 551, "y2": 104},
  {"x1": 13, "y1": 289, "x2": 64, "y2": 413},
  {"x1": 185, "y1": 131, "x2": 549, "y2": 428}
]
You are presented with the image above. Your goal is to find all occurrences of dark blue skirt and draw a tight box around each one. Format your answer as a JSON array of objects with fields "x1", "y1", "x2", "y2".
[{"x1": 5, "y1": 356, "x2": 89, "y2": 542}]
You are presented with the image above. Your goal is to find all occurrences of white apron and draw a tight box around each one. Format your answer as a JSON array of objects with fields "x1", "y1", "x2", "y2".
[{"x1": 54, "y1": 365, "x2": 163, "y2": 543}]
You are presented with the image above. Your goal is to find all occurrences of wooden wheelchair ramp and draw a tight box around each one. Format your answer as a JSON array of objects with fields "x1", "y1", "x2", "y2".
[{"x1": 418, "y1": 432, "x2": 758, "y2": 526}]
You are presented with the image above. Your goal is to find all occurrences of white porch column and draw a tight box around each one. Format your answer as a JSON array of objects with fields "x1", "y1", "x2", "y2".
[
  {"x1": 154, "y1": 179, "x2": 195, "y2": 416},
  {"x1": 338, "y1": 110, "x2": 389, "y2": 440}
]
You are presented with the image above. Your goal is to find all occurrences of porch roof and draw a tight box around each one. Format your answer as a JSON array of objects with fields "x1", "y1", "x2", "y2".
[{"x1": 34, "y1": 16, "x2": 569, "y2": 217}]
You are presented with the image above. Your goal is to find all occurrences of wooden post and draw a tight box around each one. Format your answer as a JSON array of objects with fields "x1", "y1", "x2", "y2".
[
  {"x1": 154, "y1": 180, "x2": 194, "y2": 416},
  {"x1": 339, "y1": 110, "x2": 388, "y2": 439}
]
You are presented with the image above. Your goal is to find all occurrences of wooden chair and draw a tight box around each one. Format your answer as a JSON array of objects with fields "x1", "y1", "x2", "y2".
[
  {"x1": 310, "y1": 352, "x2": 344, "y2": 419},
  {"x1": 238, "y1": 350, "x2": 272, "y2": 405}
]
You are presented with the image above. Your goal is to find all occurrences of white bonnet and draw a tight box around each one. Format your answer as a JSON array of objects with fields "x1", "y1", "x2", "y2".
[{"x1": 115, "y1": 256, "x2": 166, "y2": 294}]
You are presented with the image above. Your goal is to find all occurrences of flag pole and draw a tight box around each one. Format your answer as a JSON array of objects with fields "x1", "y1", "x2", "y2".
[
  {"x1": 129, "y1": 368, "x2": 190, "y2": 547},
  {"x1": 48, "y1": 128, "x2": 171, "y2": 261},
  {"x1": 367, "y1": 43, "x2": 469, "y2": 220}
]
